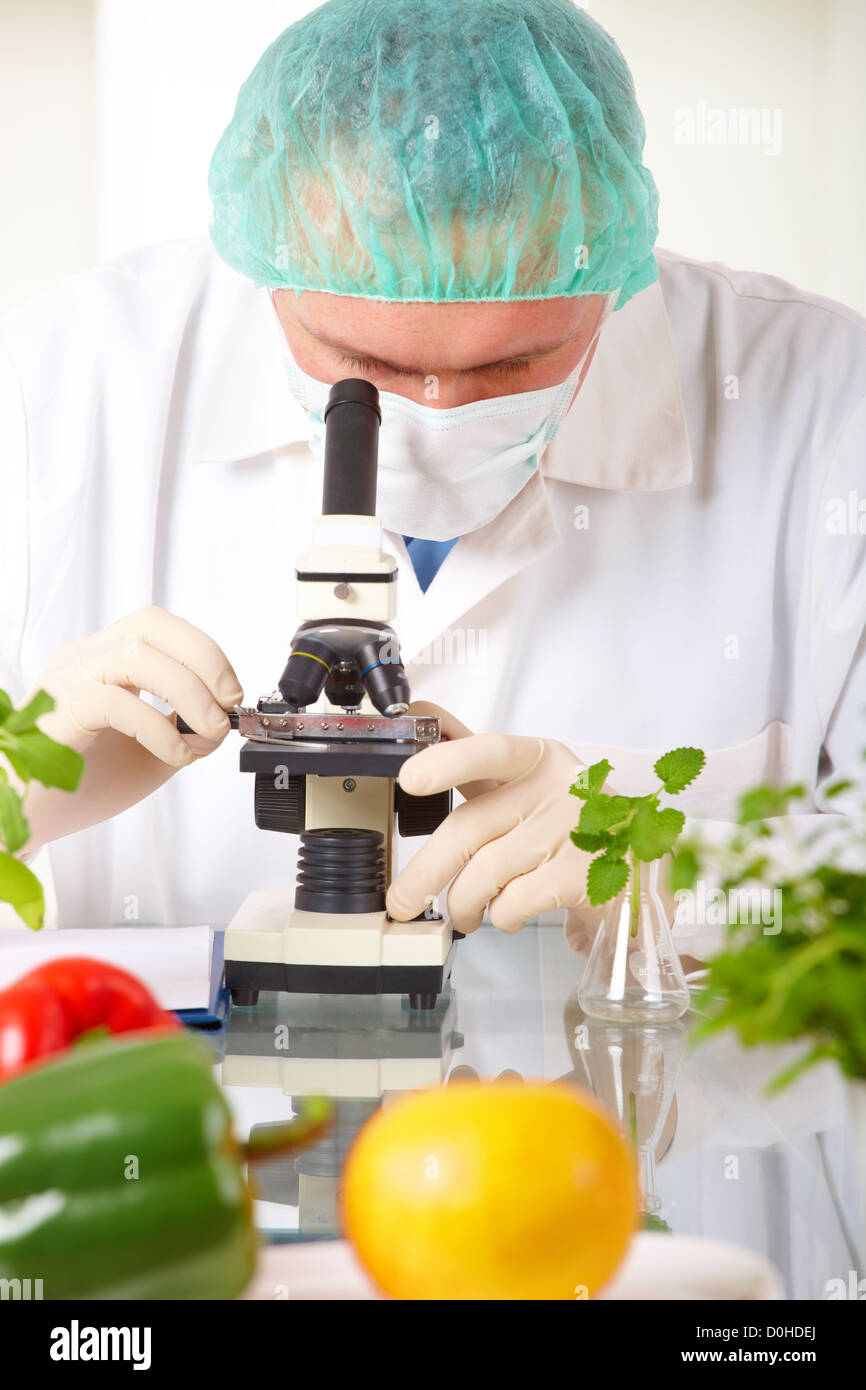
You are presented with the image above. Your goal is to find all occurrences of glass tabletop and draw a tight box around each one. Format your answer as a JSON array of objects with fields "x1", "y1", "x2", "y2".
[{"x1": 212, "y1": 924, "x2": 861, "y2": 1301}]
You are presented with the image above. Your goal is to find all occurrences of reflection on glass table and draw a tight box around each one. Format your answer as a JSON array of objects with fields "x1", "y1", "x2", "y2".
[
  {"x1": 213, "y1": 922, "x2": 863, "y2": 1300},
  {"x1": 221, "y1": 988, "x2": 461, "y2": 1237}
]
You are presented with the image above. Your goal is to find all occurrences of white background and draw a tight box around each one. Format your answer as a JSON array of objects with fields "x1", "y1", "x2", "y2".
[{"x1": 0, "y1": 0, "x2": 864, "y2": 313}]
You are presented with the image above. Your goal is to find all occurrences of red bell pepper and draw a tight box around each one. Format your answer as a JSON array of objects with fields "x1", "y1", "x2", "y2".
[{"x1": 0, "y1": 956, "x2": 179, "y2": 1082}]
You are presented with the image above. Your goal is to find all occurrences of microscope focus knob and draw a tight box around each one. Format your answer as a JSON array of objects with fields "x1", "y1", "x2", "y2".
[
  {"x1": 394, "y1": 784, "x2": 454, "y2": 837},
  {"x1": 254, "y1": 771, "x2": 307, "y2": 833}
]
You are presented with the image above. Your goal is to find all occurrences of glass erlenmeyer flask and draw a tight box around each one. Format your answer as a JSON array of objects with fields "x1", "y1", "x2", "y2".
[{"x1": 577, "y1": 857, "x2": 690, "y2": 1023}]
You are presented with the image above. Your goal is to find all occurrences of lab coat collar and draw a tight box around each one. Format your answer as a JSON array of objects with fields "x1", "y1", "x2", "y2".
[
  {"x1": 185, "y1": 253, "x2": 692, "y2": 491},
  {"x1": 542, "y1": 272, "x2": 693, "y2": 490},
  {"x1": 183, "y1": 260, "x2": 309, "y2": 465}
]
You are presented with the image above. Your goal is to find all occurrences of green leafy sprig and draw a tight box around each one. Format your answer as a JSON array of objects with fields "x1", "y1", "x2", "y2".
[
  {"x1": 569, "y1": 747, "x2": 706, "y2": 934},
  {"x1": 671, "y1": 775, "x2": 866, "y2": 1089},
  {"x1": 0, "y1": 689, "x2": 84, "y2": 929}
]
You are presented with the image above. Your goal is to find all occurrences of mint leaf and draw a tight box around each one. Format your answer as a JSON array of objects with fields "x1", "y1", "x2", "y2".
[
  {"x1": 578, "y1": 793, "x2": 631, "y2": 836},
  {"x1": 823, "y1": 779, "x2": 854, "y2": 800},
  {"x1": 0, "y1": 852, "x2": 44, "y2": 930},
  {"x1": 653, "y1": 747, "x2": 705, "y2": 795},
  {"x1": 644, "y1": 1213, "x2": 673, "y2": 1234},
  {"x1": 569, "y1": 758, "x2": 612, "y2": 800},
  {"x1": 0, "y1": 774, "x2": 30, "y2": 854},
  {"x1": 571, "y1": 827, "x2": 632, "y2": 856},
  {"x1": 570, "y1": 829, "x2": 609, "y2": 853},
  {"x1": 630, "y1": 803, "x2": 685, "y2": 861},
  {"x1": 586, "y1": 852, "x2": 630, "y2": 906},
  {"x1": 737, "y1": 783, "x2": 805, "y2": 824},
  {"x1": 0, "y1": 689, "x2": 12, "y2": 722},
  {"x1": 3, "y1": 689, "x2": 55, "y2": 734},
  {"x1": 0, "y1": 728, "x2": 84, "y2": 790}
]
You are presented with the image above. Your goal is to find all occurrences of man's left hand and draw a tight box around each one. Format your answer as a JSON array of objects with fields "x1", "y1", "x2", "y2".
[{"x1": 386, "y1": 702, "x2": 593, "y2": 934}]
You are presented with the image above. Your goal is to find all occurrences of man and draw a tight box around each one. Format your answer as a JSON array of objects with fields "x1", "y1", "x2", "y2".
[{"x1": 1, "y1": 0, "x2": 864, "y2": 947}]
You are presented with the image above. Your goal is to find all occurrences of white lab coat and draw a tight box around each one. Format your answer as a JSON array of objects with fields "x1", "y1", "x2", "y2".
[{"x1": 1, "y1": 238, "x2": 864, "y2": 934}]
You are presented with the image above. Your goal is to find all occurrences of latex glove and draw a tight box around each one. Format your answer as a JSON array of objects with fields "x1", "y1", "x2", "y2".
[
  {"x1": 12, "y1": 607, "x2": 243, "y2": 854},
  {"x1": 386, "y1": 703, "x2": 593, "y2": 933}
]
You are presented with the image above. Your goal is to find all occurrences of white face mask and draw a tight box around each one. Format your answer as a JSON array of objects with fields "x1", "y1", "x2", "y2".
[{"x1": 279, "y1": 296, "x2": 615, "y2": 541}]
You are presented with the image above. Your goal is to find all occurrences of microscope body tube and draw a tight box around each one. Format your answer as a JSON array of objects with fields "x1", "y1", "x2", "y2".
[{"x1": 292, "y1": 378, "x2": 396, "y2": 626}]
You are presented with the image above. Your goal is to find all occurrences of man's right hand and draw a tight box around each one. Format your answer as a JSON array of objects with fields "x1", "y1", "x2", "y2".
[{"x1": 13, "y1": 607, "x2": 243, "y2": 853}]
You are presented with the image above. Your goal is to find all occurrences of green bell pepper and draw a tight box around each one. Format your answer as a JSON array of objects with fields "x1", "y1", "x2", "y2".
[{"x1": 0, "y1": 1029, "x2": 329, "y2": 1299}]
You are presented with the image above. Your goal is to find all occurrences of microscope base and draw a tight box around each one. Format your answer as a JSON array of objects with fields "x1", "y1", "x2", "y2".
[
  {"x1": 224, "y1": 891, "x2": 455, "y2": 1010},
  {"x1": 225, "y1": 944, "x2": 457, "y2": 1012}
]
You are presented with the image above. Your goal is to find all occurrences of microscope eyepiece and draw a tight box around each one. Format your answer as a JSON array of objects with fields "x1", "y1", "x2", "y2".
[{"x1": 322, "y1": 378, "x2": 381, "y2": 517}]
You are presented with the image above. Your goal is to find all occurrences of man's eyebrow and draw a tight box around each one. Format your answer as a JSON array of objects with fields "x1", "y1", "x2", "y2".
[{"x1": 297, "y1": 323, "x2": 574, "y2": 375}]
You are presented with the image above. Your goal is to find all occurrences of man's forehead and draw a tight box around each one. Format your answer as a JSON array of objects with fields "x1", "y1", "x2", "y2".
[{"x1": 282, "y1": 289, "x2": 603, "y2": 371}]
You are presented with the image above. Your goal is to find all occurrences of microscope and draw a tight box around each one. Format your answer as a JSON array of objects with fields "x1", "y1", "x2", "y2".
[{"x1": 190, "y1": 380, "x2": 458, "y2": 1011}]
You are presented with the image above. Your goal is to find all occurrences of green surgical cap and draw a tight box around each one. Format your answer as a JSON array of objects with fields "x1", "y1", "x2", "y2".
[{"x1": 208, "y1": 0, "x2": 658, "y2": 307}]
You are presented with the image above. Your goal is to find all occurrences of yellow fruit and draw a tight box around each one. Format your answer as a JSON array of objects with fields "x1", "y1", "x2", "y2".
[{"x1": 341, "y1": 1080, "x2": 638, "y2": 1300}]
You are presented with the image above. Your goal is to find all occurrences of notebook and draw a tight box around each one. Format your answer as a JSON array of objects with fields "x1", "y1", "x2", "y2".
[{"x1": 0, "y1": 924, "x2": 229, "y2": 1028}]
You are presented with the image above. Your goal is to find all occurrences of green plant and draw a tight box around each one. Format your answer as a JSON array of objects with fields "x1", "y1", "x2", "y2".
[
  {"x1": 569, "y1": 747, "x2": 705, "y2": 934},
  {"x1": 672, "y1": 776, "x2": 866, "y2": 1089},
  {"x1": 0, "y1": 689, "x2": 84, "y2": 929}
]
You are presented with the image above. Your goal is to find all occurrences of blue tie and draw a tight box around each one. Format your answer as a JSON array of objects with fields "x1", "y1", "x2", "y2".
[{"x1": 402, "y1": 535, "x2": 459, "y2": 592}]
